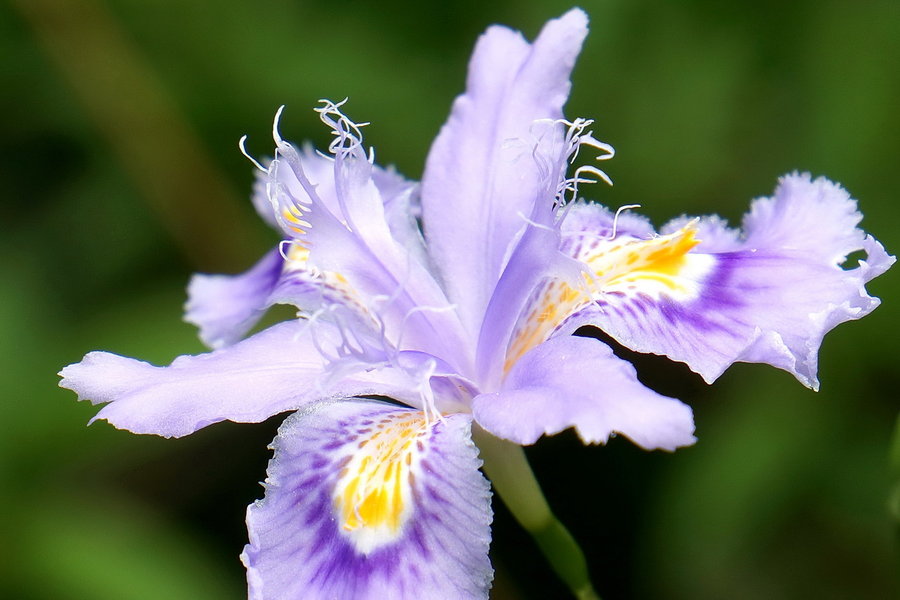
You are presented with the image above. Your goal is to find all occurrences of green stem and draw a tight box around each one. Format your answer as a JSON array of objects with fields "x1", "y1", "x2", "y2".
[
  {"x1": 474, "y1": 428, "x2": 600, "y2": 600},
  {"x1": 888, "y1": 413, "x2": 900, "y2": 565}
]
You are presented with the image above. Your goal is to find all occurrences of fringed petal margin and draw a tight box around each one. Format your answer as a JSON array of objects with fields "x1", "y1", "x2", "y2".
[
  {"x1": 242, "y1": 400, "x2": 493, "y2": 600},
  {"x1": 552, "y1": 173, "x2": 894, "y2": 388},
  {"x1": 473, "y1": 335, "x2": 696, "y2": 450},
  {"x1": 58, "y1": 321, "x2": 419, "y2": 438}
]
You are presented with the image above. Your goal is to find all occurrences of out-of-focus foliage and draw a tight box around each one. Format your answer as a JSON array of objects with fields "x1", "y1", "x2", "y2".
[{"x1": 1, "y1": 0, "x2": 897, "y2": 598}]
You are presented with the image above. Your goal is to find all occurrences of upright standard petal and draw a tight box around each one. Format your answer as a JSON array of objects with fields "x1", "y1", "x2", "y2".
[
  {"x1": 242, "y1": 400, "x2": 493, "y2": 600},
  {"x1": 420, "y1": 9, "x2": 589, "y2": 339},
  {"x1": 186, "y1": 146, "x2": 424, "y2": 349},
  {"x1": 59, "y1": 320, "x2": 418, "y2": 438},
  {"x1": 472, "y1": 335, "x2": 695, "y2": 451},
  {"x1": 267, "y1": 105, "x2": 471, "y2": 372},
  {"x1": 548, "y1": 173, "x2": 893, "y2": 388}
]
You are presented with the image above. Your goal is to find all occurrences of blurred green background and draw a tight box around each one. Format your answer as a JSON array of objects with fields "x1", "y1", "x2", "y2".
[{"x1": 2, "y1": 0, "x2": 898, "y2": 598}]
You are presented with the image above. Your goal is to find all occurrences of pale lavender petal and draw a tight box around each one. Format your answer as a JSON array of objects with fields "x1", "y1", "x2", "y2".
[
  {"x1": 242, "y1": 400, "x2": 492, "y2": 600},
  {"x1": 420, "y1": 9, "x2": 589, "y2": 338},
  {"x1": 190, "y1": 145, "x2": 426, "y2": 349},
  {"x1": 475, "y1": 218, "x2": 582, "y2": 387},
  {"x1": 252, "y1": 144, "x2": 418, "y2": 238},
  {"x1": 484, "y1": 203, "x2": 655, "y2": 379},
  {"x1": 562, "y1": 202, "x2": 656, "y2": 241},
  {"x1": 659, "y1": 213, "x2": 742, "y2": 252},
  {"x1": 379, "y1": 180, "x2": 429, "y2": 269},
  {"x1": 741, "y1": 173, "x2": 868, "y2": 263},
  {"x1": 184, "y1": 248, "x2": 284, "y2": 348},
  {"x1": 250, "y1": 163, "x2": 278, "y2": 228},
  {"x1": 185, "y1": 242, "x2": 389, "y2": 351},
  {"x1": 58, "y1": 321, "x2": 419, "y2": 438},
  {"x1": 472, "y1": 335, "x2": 695, "y2": 450},
  {"x1": 859, "y1": 233, "x2": 894, "y2": 282},
  {"x1": 562, "y1": 173, "x2": 894, "y2": 388},
  {"x1": 266, "y1": 111, "x2": 471, "y2": 371}
]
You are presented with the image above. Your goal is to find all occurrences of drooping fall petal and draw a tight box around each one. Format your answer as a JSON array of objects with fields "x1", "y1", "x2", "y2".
[{"x1": 242, "y1": 400, "x2": 493, "y2": 600}]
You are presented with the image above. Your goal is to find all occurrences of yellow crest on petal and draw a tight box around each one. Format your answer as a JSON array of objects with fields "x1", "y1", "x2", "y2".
[
  {"x1": 585, "y1": 223, "x2": 707, "y2": 297},
  {"x1": 505, "y1": 223, "x2": 713, "y2": 373},
  {"x1": 332, "y1": 411, "x2": 428, "y2": 555}
]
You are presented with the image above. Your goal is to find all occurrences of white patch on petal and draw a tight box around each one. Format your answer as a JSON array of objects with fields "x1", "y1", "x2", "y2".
[{"x1": 581, "y1": 224, "x2": 715, "y2": 301}]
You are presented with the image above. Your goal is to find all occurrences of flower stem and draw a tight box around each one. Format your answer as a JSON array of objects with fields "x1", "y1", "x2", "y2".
[
  {"x1": 473, "y1": 428, "x2": 600, "y2": 600},
  {"x1": 888, "y1": 413, "x2": 900, "y2": 527}
]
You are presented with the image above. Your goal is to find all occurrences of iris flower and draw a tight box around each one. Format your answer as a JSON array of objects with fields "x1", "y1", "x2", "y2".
[{"x1": 59, "y1": 9, "x2": 892, "y2": 599}]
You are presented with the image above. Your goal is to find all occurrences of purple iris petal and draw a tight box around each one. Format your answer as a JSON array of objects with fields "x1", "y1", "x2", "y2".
[
  {"x1": 472, "y1": 335, "x2": 695, "y2": 450},
  {"x1": 59, "y1": 320, "x2": 420, "y2": 438},
  {"x1": 242, "y1": 400, "x2": 492, "y2": 600},
  {"x1": 266, "y1": 111, "x2": 472, "y2": 373},
  {"x1": 188, "y1": 146, "x2": 425, "y2": 351},
  {"x1": 560, "y1": 173, "x2": 894, "y2": 388},
  {"x1": 420, "y1": 9, "x2": 588, "y2": 341},
  {"x1": 475, "y1": 213, "x2": 582, "y2": 387},
  {"x1": 185, "y1": 248, "x2": 284, "y2": 349}
]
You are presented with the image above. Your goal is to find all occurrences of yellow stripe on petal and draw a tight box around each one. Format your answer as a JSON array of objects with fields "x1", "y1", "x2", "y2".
[
  {"x1": 285, "y1": 243, "x2": 310, "y2": 263},
  {"x1": 332, "y1": 412, "x2": 428, "y2": 555},
  {"x1": 281, "y1": 207, "x2": 311, "y2": 235},
  {"x1": 504, "y1": 223, "x2": 714, "y2": 373},
  {"x1": 280, "y1": 239, "x2": 375, "y2": 325},
  {"x1": 584, "y1": 223, "x2": 712, "y2": 299},
  {"x1": 505, "y1": 281, "x2": 588, "y2": 372}
]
